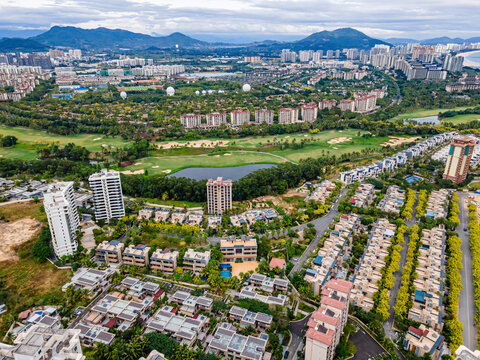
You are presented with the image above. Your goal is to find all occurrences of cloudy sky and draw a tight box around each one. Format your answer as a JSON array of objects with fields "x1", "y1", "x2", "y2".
[{"x1": 1, "y1": 0, "x2": 480, "y2": 41}]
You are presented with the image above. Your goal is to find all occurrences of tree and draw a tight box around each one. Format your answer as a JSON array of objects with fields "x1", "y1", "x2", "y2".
[{"x1": 0, "y1": 135, "x2": 17, "y2": 147}]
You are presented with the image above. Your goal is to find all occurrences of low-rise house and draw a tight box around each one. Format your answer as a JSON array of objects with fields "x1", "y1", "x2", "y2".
[
  {"x1": 154, "y1": 209, "x2": 170, "y2": 222},
  {"x1": 151, "y1": 249, "x2": 179, "y2": 274},
  {"x1": 63, "y1": 268, "x2": 114, "y2": 293},
  {"x1": 404, "y1": 325, "x2": 446, "y2": 360},
  {"x1": 228, "y1": 306, "x2": 273, "y2": 330},
  {"x1": 170, "y1": 291, "x2": 213, "y2": 314},
  {"x1": 230, "y1": 214, "x2": 247, "y2": 227},
  {"x1": 123, "y1": 244, "x2": 150, "y2": 267},
  {"x1": 139, "y1": 208, "x2": 154, "y2": 220},
  {"x1": 73, "y1": 324, "x2": 115, "y2": 345},
  {"x1": 305, "y1": 180, "x2": 337, "y2": 203},
  {"x1": 95, "y1": 240, "x2": 124, "y2": 264},
  {"x1": 348, "y1": 183, "x2": 375, "y2": 208},
  {"x1": 248, "y1": 273, "x2": 288, "y2": 292},
  {"x1": 207, "y1": 216, "x2": 222, "y2": 229},
  {"x1": 171, "y1": 212, "x2": 187, "y2": 224},
  {"x1": 183, "y1": 249, "x2": 211, "y2": 274},
  {"x1": 269, "y1": 258, "x2": 286, "y2": 271},
  {"x1": 238, "y1": 286, "x2": 289, "y2": 306},
  {"x1": 221, "y1": 238, "x2": 257, "y2": 263},
  {"x1": 187, "y1": 213, "x2": 203, "y2": 226},
  {"x1": 377, "y1": 185, "x2": 405, "y2": 214}
]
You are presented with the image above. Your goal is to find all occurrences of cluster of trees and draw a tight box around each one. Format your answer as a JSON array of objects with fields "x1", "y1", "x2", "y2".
[
  {"x1": 375, "y1": 223, "x2": 407, "y2": 321},
  {"x1": 448, "y1": 193, "x2": 461, "y2": 227},
  {"x1": 444, "y1": 234, "x2": 463, "y2": 353},
  {"x1": 394, "y1": 225, "x2": 420, "y2": 320},
  {"x1": 415, "y1": 190, "x2": 429, "y2": 218},
  {"x1": 0, "y1": 135, "x2": 18, "y2": 147},
  {"x1": 38, "y1": 143, "x2": 91, "y2": 161},
  {"x1": 468, "y1": 203, "x2": 480, "y2": 347},
  {"x1": 31, "y1": 226, "x2": 53, "y2": 262},
  {"x1": 401, "y1": 189, "x2": 416, "y2": 220}
]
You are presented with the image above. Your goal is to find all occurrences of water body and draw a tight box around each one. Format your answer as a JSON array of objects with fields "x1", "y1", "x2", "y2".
[
  {"x1": 187, "y1": 72, "x2": 237, "y2": 78},
  {"x1": 463, "y1": 51, "x2": 480, "y2": 68},
  {"x1": 168, "y1": 164, "x2": 277, "y2": 181},
  {"x1": 403, "y1": 115, "x2": 440, "y2": 125}
]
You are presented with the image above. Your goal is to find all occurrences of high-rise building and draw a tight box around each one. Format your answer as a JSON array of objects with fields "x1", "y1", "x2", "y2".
[
  {"x1": 281, "y1": 49, "x2": 297, "y2": 63},
  {"x1": 443, "y1": 136, "x2": 476, "y2": 184},
  {"x1": 180, "y1": 114, "x2": 202, "y2": 128},
  {"x1": 254, "y1": 109, "x2": 274, "y2": 124},
  {"x1": 43, "y1": 182, "x2": 80, "y2": 258},
  {"x1": 301, "y1": 103, "x2": 318, "y2": 122},
  {"x1": 89, "y1": 169, "x2": 125, "y2": 222},
  {"x1": 305, "y1": 279, "x2": 353, "y2": 360},
  {"x1": 206, "y1": 112, "x2": 227, "y2": 126},
  {"x1": 206, "y1": 177, "x2": 232, "y2": 215},
  {"x1": 278, "y1": 108, "x2": 299, "y2": 124},
  {"x1": 230, "y1": 110, "x2": 250, "y2": 125}
]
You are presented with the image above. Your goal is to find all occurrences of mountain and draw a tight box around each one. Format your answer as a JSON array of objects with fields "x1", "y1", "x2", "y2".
[
  {"x1": 288, "y1": 28, "x2": 389, "y2": 51},
  {"x1": 0, "y1": 38, "x2": 48, "y2": 51},
  {"x1": 385, "y1": 38, "x2": 419, "y2": 45},
  {"x1": 420, "y1": 36, "x2": 465, "y2": 45},
  {"x1": 0, "y1": 29, "x2": 44, "y2": 39},
  {"x1": 31, "y1": 26, "x2": 207, "y2": 50}
]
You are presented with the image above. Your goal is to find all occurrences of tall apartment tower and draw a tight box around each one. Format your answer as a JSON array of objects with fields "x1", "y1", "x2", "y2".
[
  {"x1": 89, "y1": 169, "x2": 125, "y2": 222},
  {"x1": 206, "y1": 177, "x2": 233, "y2": 215},
  {"x1": 443, "y1": 136, "x2": 476, "y2": 184},
  {"x1": 43, "y1": 182, "x2": 80, "y2": 258}
]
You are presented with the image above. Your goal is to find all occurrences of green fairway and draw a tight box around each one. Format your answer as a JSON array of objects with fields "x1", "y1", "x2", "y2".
[
  {"x1": 439, "y1": 113, "x2": 480, "y2": 125},
  {"x1": 0, "y1": 126, "x2": 132, "y2": 160},
  {"x1": 391, "y1": 106, "x2": 472, "y2": 121},
  {"x1": 122, "y1": 151, "x2": 288, "y2": 175}
]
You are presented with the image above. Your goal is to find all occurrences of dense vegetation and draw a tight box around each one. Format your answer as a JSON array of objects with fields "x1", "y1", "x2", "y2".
[{"x1": 468, "y1": 203, "x2": 480, "y2": 347}]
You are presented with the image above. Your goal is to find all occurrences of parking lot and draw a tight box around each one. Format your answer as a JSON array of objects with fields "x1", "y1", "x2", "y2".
[{"x1": 351, "y1": 325, "x2": 388, "y2": 360}]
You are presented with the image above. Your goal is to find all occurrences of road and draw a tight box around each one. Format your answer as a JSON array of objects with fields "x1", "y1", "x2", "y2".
[
  {"x1": 289, "y1": 188, "x2": 348, "y2": 275},
  {"x1": 384, "y1": 196, "x2": 418, "y2": 338},
  {"x1": 458, "y1": 192, "x2": 476, "y2": 350},
  {"x1": 287, "y1": 315, "x2": 311, "y2": 360}
]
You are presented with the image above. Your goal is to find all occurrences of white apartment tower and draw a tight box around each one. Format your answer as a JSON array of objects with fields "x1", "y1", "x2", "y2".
[
  {"x1": 206, "y1": 177, "x2": 233, "y2": 215},
  {"x1": 89, "y1": 169, "x2": 125, "y2": 222},
  {"x1": 278, "y1": 108, "x2": 299, "y2": 124},
  {"x1": 230, "y1": 110, "x2": 250, "y2": 126},
  {"x1": 43, "y1": 182, "x2": 80, "y2": 258},
  {"x1": 254, "y1": 109, "x2": 274, "y2": 124}
]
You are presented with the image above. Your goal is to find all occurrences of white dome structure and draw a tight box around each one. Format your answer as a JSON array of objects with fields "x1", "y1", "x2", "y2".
[
  {"x1": 166, "y1": 86, "x2": 175, "y2": 96},
  {"x1": 120, "y1": 91, "x2": 127, "y2": 99},
  {"x1": 202, "y1": 90, "x2": 207, "y2": 95},
  {"x1": 242, "y1": 84, "x2": 251, "y2": 92},
  {"x1": 195, "y1": 90, "x2": 200, "y2": 95},
  {"x1": 207, "y1": 89, "x2": 214, "y2": 94}
]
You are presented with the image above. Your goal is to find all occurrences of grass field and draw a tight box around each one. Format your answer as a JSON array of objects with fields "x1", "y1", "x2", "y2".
[
  {"x1": 142, "y1": 198, "x2": 204, "y2": 208},
  {"x1": 391, "y1": 106, "x2": 472, "y2": 121},
  {"x1": 440, "y1": 113, "x2": 480, "y2": 125},
  {"x1": 0, "y1": 201, "x2": 46, "y2": 221}
]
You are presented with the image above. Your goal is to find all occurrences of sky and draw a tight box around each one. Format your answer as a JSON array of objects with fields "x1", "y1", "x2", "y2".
[{"x1": 1, "y1": 0, "x2": 480, "y2": 42}]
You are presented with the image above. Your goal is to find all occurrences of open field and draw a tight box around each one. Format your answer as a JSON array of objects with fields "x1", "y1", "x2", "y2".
[
  {"x1": 0, "y1": 200, "x2": 45, "y2": 221},
  {"x1": 440, "y1": 113, "x2": 480, "y2": 125},
  {"x1": 391, "y1": 106, "x2": 472, "y2": 121}
]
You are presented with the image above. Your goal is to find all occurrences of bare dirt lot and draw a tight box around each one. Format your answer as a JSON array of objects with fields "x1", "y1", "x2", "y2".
[
  {"x1": 0, "y1": 218, "x2": 41, "y2": 262},
  {"x1": 327, "y1": 137, "x2": 352, "y2": 144},
  {"x1": 121, "y1": 169, "x2": 145, "y2": 175}
]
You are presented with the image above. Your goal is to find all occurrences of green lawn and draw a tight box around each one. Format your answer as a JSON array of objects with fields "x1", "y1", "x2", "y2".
[
  {"x1": 391, "y1": 106, "x2": 472, "y2": 121},
  {"x1": 439, "y1": 113, "x2": 480, "y2": 125},
  {"x1": 142, "y1": 198, "x2": 204, "y2": 208}
]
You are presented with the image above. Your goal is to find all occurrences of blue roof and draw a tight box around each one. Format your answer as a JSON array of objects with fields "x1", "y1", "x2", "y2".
[
  {"x1": 306, "y1": 269, "x2": 317, "y2": 277},
  {"x1": 414, "y1": 290, "x2": 426, "y2": 304},
  {"x1": 313, "y1": 256, "x2": 323, "y2": 266}
]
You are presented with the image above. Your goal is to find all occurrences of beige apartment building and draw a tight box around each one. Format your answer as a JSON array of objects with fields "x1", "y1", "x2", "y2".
[
  {"x1": 95, "y1": 240, "x2": 124, "y2": 264},
  {"x1": 150, "y1": 249, "x2": 179, "y2": 274},
  {"x1": 220, "y1": 238, "x2": 257, "y2": 263},
  {"x1": 206, "y1": 177, "x2": 232, "y2": 215},
  {"x1": 122, "y1": 244, "x2": 150, "y2": 267},
  {"x1": 183, "y1": 249, "x2": 211, "y2": 274}
]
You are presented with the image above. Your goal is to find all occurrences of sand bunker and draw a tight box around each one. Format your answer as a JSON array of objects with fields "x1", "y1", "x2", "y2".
[
  {"x1": 162, "y1": 169, "x2": 172, "y2": 174},
  {"x1": 328, "y1": 137, "x2": 352, "y2": 145},
  {"x1": 224, "y1": 153, "x2": 232, "y2": 156},
  {"x1": 214, "y1": 155, "x2": 220, "y2": 157},
  {"x1": 121, "y1": 169, "x2": 145, "y2": 175},
  {"x1": 134, "y1": 162, "x2": 142, "y2": 166},
  {"x1": 93, "y1": 137, "x2": 102, "y2": 141},
  {"x1": 0, "y1": 218, "x2": 41, "y2": 262},
  {"x1": 381, "y1": 136, "x2": 420, "y2": 147},
  {"x1": 157, "y1": 139, "x2": 229, "y2": 149},
  {"x1": 152, "y1": 166, "x2": 159, "y2": 169}
]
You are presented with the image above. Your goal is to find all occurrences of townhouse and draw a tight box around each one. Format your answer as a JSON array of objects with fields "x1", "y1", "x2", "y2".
[
  {"x1": 348, "y1": 183, "x2": 375, "y2": 208},
  {"x1": 305, "y1": 180, "x2": 337, "y2": 203},
  {"x1": 122, "y1": 244, "x2": 150, "y2": 267},
  {"x1": 351, "y1": 218, "x2": 396, "y2": 311},
  {"x1": 154, "y1": 209, "x2": 170, "y2": 222},
  {"x1": 150, "y1": 249, "x2": 179, "y2": 274},
  {"x1": 228, "y1": 306, "x2": 273, "y2": 330},
  {"x1": 377, "y1": 185, "x2": 405, "y2": 214},
  {"x1": 248, "y1": 273, "x2": 289, "y2": 293},
  {"x1": 220, "y1": 238, "x2": 258, "y2": 263},
  {"x1": 95, "y1": 240, "x2": 124, "y2": 264},
  {"x1": 170, "y1": 291, "x2": 213, "y2": 315},
  {"x1": 139, "y1": 208, "x2": 154, "y2": 220},
  {"x1": 63, "y1": 268, "x2": 114, "y2": 294},
  {"x1": 424, "y1": 189, "x2": 450, "y2": 219},
  {"x1": 404, "y1": 325, "x2": 446, "y2": 360},
  {"x1": 238, "y1": 287, "x2": 289, "y2": 306},
  {"x1": 183, "y1": 249, "x2": 211, "y2": 274}
]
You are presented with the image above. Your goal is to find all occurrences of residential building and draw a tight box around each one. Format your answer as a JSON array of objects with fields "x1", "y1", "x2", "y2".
[
  {"x1": 443, "y1": 136, "x2": 476, "y2": 184},
  {"x1": 122, "y1": 244, "x2": 150, "y2": 267},
  {"x1": 229, "y1": 306, "x2": 273, "y2": 330},
  {"x1": 248, "y1": 273, "x2": 288, "y2": 292},
  {"x1": 254, "y1": 109, "x2": 274, "y2": 124},
  {"x1": 150, "y1": 249, "x2": 179, "y2": 274},
  {"x1": 455, "y1": 345, "x2": 480, "y2": 359},
  {"x1": 318, "y1": 99, "x2": 337, "y2": 110},
  {"x1": 220, "y1": 238, "x2": 257, "y2": 263},
  {"x1": 377, "y1": 185, "x2": 405, "y2": 214},
  {"x1": 338, "y1": 99, "x2": 355, "y2": 112},
  {"x1": 73, "y1": 324, "x2": 115, "y2": 345},
  {"x1": 43, "y1": 182, "x2": 80, "y2": 258},
  {"x1": 206, "y1": 112, "x2": 227, "y2": 126},
  {"x1": 281, "y1": 49, "x2": 297, "y2": 63},
  {"x1": 170, "y1": 291, "x2": 213, "y2": 314},
  {"x1": 305, "y1": 279, "x2": 353, "y2": 360},
  {"x1": 206, "y1": 322, "x2": 269, "y2": 359},
  {"x1": 63, "y1": 268, "x2": 114, "y2": 293},
  {"x1": 404, "y1": 325, "x2": 445, "y2": 360},
  {"x1": 0, "y1": 325, "x2": 85, "y2": 360},
  {"x1": 348, "y1": 183, "x2": 375, "y2": 208},
  {"x1": 180, "y1": 114, "x2": 202, "y2": 128},
  {"x1": 89, "y1": 169, "x2": 125, "y2": 222},
  {"x1": 140, "y1": 350, "x2": 168, "y2": 360},
  {"x1": 238, "y1": 286, "x2": 289, "y2": 306},
  {"x1": 139, "y1": 207, "x2": 154, "y2": 220},
  {"x1": 301, "y1": 103, "x2": 318, "y2": 122},
  {"x1": 95, "y1": 240, "x2": 124, "y2": 264},
  {"x1": 269, "y1": 258, "x2": 286, "y2": 270},
  {"x1": 278, "y1": 108, "x2": 299, "y2": 124},
  {"x1": 206, "y1": 177, "x2": 233, "y2": 215},
  {"x1": 305, "y1": 180, "x2": 336, "y2": 203},
  {"x1": 230, "y1": 110, "x2": 250, "y2": 126},
  {"x1": 183, "y1": 249, "x2": 211, "y2": 274}
]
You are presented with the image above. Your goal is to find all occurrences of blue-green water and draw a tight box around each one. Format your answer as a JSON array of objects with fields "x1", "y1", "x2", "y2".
[{"x1": 463, "y1": 52, "x2": 480, "y2": 68}]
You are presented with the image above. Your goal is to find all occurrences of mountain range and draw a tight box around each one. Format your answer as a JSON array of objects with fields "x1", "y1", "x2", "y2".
[
  {"x1": 386, "y1": 36, "x2": 480, "y2": 45},
  {"x1": 0, "y1": 26, "x2": 388, "y2": 52}
]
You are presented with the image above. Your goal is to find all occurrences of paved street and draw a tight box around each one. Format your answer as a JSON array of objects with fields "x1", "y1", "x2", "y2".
[
  {"x1": 287, "y1": 315, "x2": 310, "y2": 360},
  {"x1": 458, "y1": 192, "x2": 476, "y2": 350},
  {"x1": 351, "y1": 325, "x2": 387, "y2": 360},
  {"x1": 289, "y1": 188, "x2": 348, "y2": 275}
]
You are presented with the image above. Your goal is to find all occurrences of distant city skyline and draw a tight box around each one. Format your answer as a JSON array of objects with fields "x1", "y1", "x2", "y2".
[{"x1": 0, "y1": 0, "x2": 480, "y2": 42}]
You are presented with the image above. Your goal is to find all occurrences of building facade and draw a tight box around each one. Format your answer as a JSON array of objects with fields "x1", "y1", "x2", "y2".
[
  {"x1": 230, "y1": 110, "x2": 250, "y2": 126},
  {"x1": 183, "y1": 249, "x2": 211, "y2": 274},
  {"x1": 43, "y1": 182, "x2": 80, "y2": 258},
  {"x1": 206, "y1": 177, "x2": 233, "y2": 215},
  {"x1": 254, "y1": 109, "x2": 274, "y2": 124},
  {"x1": 443, "y1": 136, "x2": 475, "y2": 184},
  {"x1": 278, "y1": 108, "x2": 299, "y2": 124},
  {"x1": 220, "y1": 239, "x2": 257, "y2": 263},
  {"x1": 301, "y1": 103, "x2": 318, "y2": 122},
  {"x1": 89, "y1": 169, "x2": 125, "y2": 222},
  {"x1": 180, "y1": 114, "x2": 202, "y2": 128}
]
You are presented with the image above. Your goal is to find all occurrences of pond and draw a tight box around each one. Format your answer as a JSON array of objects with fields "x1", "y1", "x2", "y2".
[
  {"x1": 403, "y1": 115, "x2": 440, "y2": 125},
  {"x1": 168, "y1": 164, "x2": 277, "y2": 181}
]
